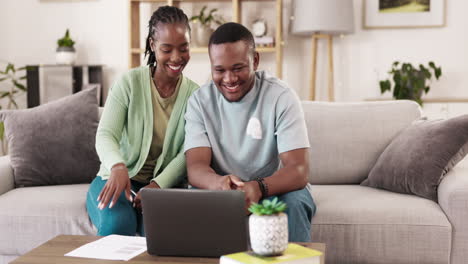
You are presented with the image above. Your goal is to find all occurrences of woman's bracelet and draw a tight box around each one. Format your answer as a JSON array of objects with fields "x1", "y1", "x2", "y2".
[{"x1": 111, "y1": 164, "x2": 127, "y2": 171}]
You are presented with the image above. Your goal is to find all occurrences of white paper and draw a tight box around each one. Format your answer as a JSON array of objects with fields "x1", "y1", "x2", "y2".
[{"x1": 65, "y1": 235, "x2": 147, "y2": 261}]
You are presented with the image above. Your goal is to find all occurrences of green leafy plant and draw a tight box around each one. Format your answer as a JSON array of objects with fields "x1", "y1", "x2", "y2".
[
  {"x1": 380, "y1": 61, "x2": 442, "y2": 105},
  {"x1": 248, "y1": 197, "x2": 287, "y2": 216},
  {"x1": 190, "y1": 6, "x2": 224, "y2": 28},
  {"x1": 0, "y1": 63, "x2": 27, "y2": 110},
  {"x1": 0, "y1": 62, "x2": 27, "y2": 152},
  {"x1": 57, "y1": 29, "x2": 75, "y2": 48}
]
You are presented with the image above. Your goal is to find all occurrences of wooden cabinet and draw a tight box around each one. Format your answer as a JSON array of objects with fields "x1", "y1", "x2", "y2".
[
  {"x1": 26, "y1": 65, "x2": 104, "y2": 107},
  {"x1": 128, "y1": 0, "x2": 283, "y2": 78}
]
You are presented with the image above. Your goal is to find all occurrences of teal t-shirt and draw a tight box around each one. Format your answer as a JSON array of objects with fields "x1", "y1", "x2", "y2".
[{"x1": 184, "y1": 71, "x2": 310, "y2": 181}]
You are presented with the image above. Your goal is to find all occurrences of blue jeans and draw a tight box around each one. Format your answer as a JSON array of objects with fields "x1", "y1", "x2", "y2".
[
  {"x1": 86, "y1": 176, "x2": 146, "y2": 236},
  {"x1": 266, "y1": 187, "x2": 316, "y2": 242}
]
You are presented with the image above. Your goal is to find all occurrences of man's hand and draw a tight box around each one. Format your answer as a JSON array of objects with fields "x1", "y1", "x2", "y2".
[
  {"x1": 238, "y1": 181, "x2": 262, "y2": 214},
  {"x1": 186, "y1": 147, "x2": 233, "y2": 190},
  {"x1": 222, "y1": 177, "x2": 262, "y2": 214},
  {"x1": 97, "y1": 164, "x2": 131, "y2": 210},
  {"x1": 250, "y1": 148, "x2": 309, "y2": 197},
  {"x1": 133, "y1": 181, "x2": 160, "y2": 209},
  {"x1": 218, "y1": 174, "x2": 244, "y2": 190}
]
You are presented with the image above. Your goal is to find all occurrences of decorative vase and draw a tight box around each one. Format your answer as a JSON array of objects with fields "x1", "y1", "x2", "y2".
[
  {"x1": 249, "y1": 212, "x2": 288, "y2": 256},
  {"x1": 55, "y1": 46, "x2": 76, "y2": 65},
  {"x1": 195, "y1": 25, "x2": 213, "y2": 47}
]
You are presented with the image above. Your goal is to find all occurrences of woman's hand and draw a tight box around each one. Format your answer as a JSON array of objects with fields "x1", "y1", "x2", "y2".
[
  {"x1": 218, "y1": 174, "x2": 244, "y2": 190},
  {"x1": 133, "y1": 181, "x2": 161, "y2": 210},
  {"x1": 97, "y1": 163, "x2": 132, "y2": 210}
]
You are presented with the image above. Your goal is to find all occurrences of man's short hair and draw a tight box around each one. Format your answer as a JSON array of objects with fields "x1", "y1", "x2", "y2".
[{"x1": 208, "y1": 22, "x2": 255, "y2": 52}]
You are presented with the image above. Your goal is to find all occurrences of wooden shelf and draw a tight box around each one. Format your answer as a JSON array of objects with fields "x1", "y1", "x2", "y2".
[
  {"x1": 129, "y1": 0, "x2": 283, "y2": 78},
  {"x1": 257, "y1": 47, "x2": 276, "y2": 53},
  {"x1": 190, "y1": 47, "x2": 208, "y2": 53},
  {"x1": 131, "y1": 48, "x2": 143, "y2": 54}
]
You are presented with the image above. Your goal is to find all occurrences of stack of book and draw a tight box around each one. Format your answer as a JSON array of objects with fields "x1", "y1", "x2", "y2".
[{"x1": 220, "y1": 243, "x2": 322, "y2": 264}]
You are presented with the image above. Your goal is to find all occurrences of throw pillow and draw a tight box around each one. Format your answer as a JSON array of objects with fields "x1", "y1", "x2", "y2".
[
  {"x1": 0, "y1": 87, "x2": 100, "y2": 187},
  {"x1": 361, "y1": 115, "x2": 468, "y2": 201}
]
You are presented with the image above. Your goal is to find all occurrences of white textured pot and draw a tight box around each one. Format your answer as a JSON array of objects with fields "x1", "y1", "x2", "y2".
[
  {"x1": 249, "y1": 212, "x2": 288, "y2": 256},
  {"x1": 56, "y1": 46, "x2": 76, "y2": 65},
  {"x1": 195, "y1": 25, "x2": 213, "y2": 47}
]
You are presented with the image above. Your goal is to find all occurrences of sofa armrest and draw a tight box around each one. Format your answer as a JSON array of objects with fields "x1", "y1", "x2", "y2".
[
  {"x1": 0, "y1": 155, "x2": 14, "y2": 195},
  {"x1": 438, "y1": 166, "x2": 468, "y2": 264}
]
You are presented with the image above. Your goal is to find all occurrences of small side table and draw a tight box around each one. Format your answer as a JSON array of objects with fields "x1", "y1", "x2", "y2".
[
  {"x1": 26, "y1": 64, "x2": 103, "y2": 107},
  {"x1": 11, "y1": 235, "x2": 326, "y2": 264}
]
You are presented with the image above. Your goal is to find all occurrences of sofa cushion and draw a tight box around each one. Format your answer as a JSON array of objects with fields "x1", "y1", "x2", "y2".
[
  {"x1": 302, "y1": 101, "x2": 421, "y2": 184},
  {"x1": 361, "y1": 115, "x2": 468, "y2": 201},
  {"x1": 0, "y1": 184, "x2": 96, "y2": 256},
  {"x1": 0, "y1": 88, "x2": 100, "y2": 187},
  {"x1": 309, "y1": 185, "x2": 451, "y2": 264}
]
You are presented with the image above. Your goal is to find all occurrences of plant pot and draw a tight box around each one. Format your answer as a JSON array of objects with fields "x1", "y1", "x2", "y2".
[
  {"x1": 409, "y1": 88, "x2": 424, "y2": 101},
  {"x1": 249, "y1": 212, "x2": 288, "y2": 256},
  {"x1": 195, "y1": 25, "x2": 213, "y2": 47},
  {"x1": 56, "y1": 46, "x2": 76, "y2": 65}
]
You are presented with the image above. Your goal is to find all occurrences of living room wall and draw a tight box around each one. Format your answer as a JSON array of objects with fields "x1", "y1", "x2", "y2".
[
  {"x1": 324, "y1": 0, "x2": 468, "y2": 102},
  {"x1": 0, "y1": 0, "x2": 466, "y2": 106},
  {"x1": 0, "y1": 0, "x2": 127, "y2": 108}
]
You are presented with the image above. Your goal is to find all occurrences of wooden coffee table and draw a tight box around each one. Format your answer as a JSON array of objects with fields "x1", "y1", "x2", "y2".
[{"x1": 11, "y1": 235, "x2": 326, "y2": 264}]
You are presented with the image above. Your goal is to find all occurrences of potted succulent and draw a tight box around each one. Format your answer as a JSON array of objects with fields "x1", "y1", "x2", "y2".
[
  {"x1": 380, "y1": 61, "x2": 442, "y2": 106},
  {"x1": 190, "y1": 6, "x2": 224, "y2": 47},
  {"x1": 56, "y1": 29, "x2": 76, "y2": 65},
  {"x1": 248, "y1": 197, "x2": 288, "y2": 256}
]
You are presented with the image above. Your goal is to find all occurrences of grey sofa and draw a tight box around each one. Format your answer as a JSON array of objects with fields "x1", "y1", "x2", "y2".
[{"x1": 0, "y1": 101, "x2": 467, "y2": 264}]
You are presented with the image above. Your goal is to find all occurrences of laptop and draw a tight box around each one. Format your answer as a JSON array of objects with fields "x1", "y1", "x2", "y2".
[{"x1": 140, "y1": 188, "x2": 249, "y2": 257}]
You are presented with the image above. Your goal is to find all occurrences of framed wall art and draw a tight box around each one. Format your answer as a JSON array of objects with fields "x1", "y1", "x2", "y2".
[{"x1": 363, "y1": 0, "x2": 446, "y2": 29}]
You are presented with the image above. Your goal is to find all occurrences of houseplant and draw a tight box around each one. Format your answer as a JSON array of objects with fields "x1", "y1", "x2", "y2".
[
  {"x1": 248, "y1": 197, "x2": 288, "y2": 256},
  {"x1": 0, "y1": 62, "x2": 27, "y2": 154},
  {"x1": 0, "y1": 63, "x2": 27, "y2": 110},
  {"x1": 190, "y1": 6, "x2": 224, "y2": 46},
  {"x1": 56, "y1": 29, "x2": 76, "y2": 65},
  {"x1": 380, "y1": 61, "x2": 442, "y2": 105}
]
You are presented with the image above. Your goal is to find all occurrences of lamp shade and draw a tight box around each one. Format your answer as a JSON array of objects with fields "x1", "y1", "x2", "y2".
[{"x1": 292, "y1": 0, "x2": 355, "y2": 36}]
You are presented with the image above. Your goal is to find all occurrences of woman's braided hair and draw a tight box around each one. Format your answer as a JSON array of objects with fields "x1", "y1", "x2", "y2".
[{"x1": 145, "y1": 5, "x2": 191, "y2": 66}]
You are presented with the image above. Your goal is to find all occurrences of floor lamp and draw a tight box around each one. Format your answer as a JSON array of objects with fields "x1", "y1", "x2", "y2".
[{"x1": 292, "y1": 0, "x2": 354, "y2": 101}]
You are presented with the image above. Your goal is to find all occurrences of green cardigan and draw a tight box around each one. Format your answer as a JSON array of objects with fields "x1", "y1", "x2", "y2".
[{"x1": 95, "y1": 66, "x2": 199, "y2": 188}]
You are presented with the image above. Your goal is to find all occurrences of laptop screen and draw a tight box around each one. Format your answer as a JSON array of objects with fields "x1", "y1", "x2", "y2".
[{"x1": 141, "y1": 188, "x2": 248, "y2": 257}]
